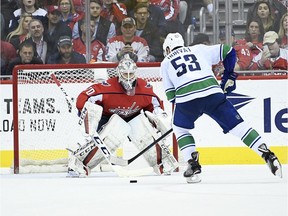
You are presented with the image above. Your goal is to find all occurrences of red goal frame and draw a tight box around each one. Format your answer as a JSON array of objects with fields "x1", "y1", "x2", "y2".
[{"x1": 12, "y1": 62, "x2": 179, "y2": 174}]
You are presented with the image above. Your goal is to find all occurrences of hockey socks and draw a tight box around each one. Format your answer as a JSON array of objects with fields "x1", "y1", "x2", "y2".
[{"x1": 229, "y1": 122, "x2": 267, "y2": 155}]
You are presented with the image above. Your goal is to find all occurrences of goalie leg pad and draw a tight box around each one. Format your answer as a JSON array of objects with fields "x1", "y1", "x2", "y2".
[
  {"x1": 79, "y1": 102, "x2": 103, "y2": 135},
  {"x1": 68, "y1": 115, "x2": 131, "y2": 175},
  {"x1": 67, "y1": 138, "x2": 96, "y2": 177},
  {"x1": 128, "y1": 113, "x2": 166, "y2": 175},
  {"x1": 129, "y1": 113, "x2": 178, "y2": 175},
  {"x1": 85, "y1": 114, "x2": 131, "y2": 169}
]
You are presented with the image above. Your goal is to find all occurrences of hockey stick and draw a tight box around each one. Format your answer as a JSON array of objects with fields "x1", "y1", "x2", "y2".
[
  {"x1": 109, "y1": 128, "x2": 173, "y2": 166},
  {"x1": 50, "y1": 74, "x2": 73, "y2": 113},
  {"x1": 50, "y1": 73, "x2": 153, "y2": 177}
]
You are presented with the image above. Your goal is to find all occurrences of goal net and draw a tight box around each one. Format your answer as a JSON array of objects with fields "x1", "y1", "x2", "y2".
[{"x1": 12, "y1": 63, "x2": 178, "y2": 174}]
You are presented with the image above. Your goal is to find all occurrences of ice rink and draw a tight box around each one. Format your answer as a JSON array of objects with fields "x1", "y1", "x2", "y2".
[{"x1": 0, "y1": 164, "x2": 287, "y2": 216}]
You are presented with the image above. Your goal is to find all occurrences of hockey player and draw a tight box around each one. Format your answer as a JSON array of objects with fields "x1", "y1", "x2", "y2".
[
  {"x1": 68, "y1": 54, "x2": 177, "y2": 177},
  {"x1": 161, "y1": 32, "x2": 282, "y2": 183}
]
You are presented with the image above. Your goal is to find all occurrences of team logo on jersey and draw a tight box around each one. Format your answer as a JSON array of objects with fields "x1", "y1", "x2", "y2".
[
  {"x1": 145, "y1": 83, "x2": 152, "y2": 88},
  {"x1": 227, "y1": 92, "x2": 255, "y2": 110},
  {"x1": 101, "y1": 81, "x2": 110, "y2": 86},
  {"x1": 109, "y1": 102, "x2": 140, "y2": 117}
]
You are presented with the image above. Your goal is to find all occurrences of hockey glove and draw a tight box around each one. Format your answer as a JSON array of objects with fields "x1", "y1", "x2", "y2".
[
  {"x1": 145, "y1": 110, "x2": 171, "y2": 135},
  {"x1": 220, "y1": 72, "x2": 238, "y2": 94}
]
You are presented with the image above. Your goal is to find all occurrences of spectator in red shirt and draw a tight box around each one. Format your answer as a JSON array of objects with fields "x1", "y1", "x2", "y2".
[
  {"x1": 249, "y1": 31, "x2": 288, "y2": 70},
  {"x1": 1, "y1": 41, "x2": 17, "y2": 75},
  {"x1": 106, "y1": 17, "x2": 149, "y2": 62},
  {"x1": 71, "y1": 0, "x2": 85, "y2": 16},
  {"x1": 233, "y1": 17, "x2": 265, "y2": 70},
  {"x1": 101, "y1": 0, "x2": 128, "y2": 35}
]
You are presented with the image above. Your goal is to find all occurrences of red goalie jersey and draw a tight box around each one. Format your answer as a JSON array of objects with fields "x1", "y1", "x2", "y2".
[{"x1": 76, "y1": 77, "x2": 164, "y2": 120}]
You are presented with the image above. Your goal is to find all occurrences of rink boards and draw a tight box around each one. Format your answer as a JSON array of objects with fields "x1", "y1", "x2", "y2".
[{"x1": 0, "y1": 77, "x2": 287, "y2": 167}]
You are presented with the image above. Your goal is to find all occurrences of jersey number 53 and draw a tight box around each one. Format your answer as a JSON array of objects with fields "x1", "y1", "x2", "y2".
[{"x1": 171, "y1": 54, "x2": 201, "y2": 77}]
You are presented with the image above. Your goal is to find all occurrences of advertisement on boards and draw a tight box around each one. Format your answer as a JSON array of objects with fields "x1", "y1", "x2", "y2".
[{"x1": 1, "y1": 79, "x2": 287, "y2": 152}]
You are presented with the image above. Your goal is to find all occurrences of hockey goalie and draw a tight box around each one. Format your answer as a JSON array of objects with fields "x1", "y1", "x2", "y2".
[{"x1": 67, "y1": 55, "x2": 178, "y2": 177}]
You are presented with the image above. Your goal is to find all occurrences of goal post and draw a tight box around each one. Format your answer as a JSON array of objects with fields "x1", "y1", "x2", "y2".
[{"x1": 12, "y1": 63, "x2": 179, "y2": 174}]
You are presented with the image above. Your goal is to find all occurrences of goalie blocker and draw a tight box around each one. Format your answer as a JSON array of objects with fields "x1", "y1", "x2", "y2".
[{"x1": 68, "y1": 102, "x2": 178, "y2": 177}]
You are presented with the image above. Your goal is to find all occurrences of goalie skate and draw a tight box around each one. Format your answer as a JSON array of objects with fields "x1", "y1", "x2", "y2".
[
  {"x1": 184, "y1": 151, "x2": 202, "y2": 183},
  {"x1": 258, "y1": 144, "x2": 282, "y2": 178},
  {"x1": 67, "y1": 152, "x2": 90, "y2": 178},
  {"x1": 161, "y1": 154, "x2": 178, "y2": 175}
]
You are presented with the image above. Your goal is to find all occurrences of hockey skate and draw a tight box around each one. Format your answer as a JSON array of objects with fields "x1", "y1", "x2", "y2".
[
  {"x1": 67, "y1": 154, "x2": 90, "y2": 178},
  {"x1": 258, "y1": 144, "x2": 282, "y2": 178},
  {"x1": 184, "y1": 151, "x2": 202, "y2": 183},
  {"x1": 152, "y1": 160, "x2": 176, "y2": 176}
]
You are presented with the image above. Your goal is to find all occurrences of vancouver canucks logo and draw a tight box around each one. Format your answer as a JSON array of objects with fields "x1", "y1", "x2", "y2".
[{"x1": 227, "y1": 92, "x2": 255, "y2": 110}]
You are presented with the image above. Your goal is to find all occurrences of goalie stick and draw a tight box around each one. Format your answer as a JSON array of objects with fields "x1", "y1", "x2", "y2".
[
  {"x1": 50, "y1": 74, "x2": 73, "y2": 113},
  {"x1": 50, "y1": 73, "x2": 155, "y2": 177}
]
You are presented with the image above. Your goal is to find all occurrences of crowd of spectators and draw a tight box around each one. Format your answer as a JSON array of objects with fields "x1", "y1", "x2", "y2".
[
  {"x1": 1, "y1": 0, "x2": 287, "y2": 78},
  {"x1": 233, "y1": 0, "x2": 287, "y2": 72}
]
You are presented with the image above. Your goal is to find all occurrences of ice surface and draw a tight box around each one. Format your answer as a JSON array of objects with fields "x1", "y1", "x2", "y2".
[{"x1": 0, "y1": 165, "x2": 287, "y2": 216}]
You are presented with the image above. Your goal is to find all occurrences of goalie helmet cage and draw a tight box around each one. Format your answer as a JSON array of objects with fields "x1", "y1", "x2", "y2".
[{"x1": 12, "y1": 63, "x2": 179, "y2": 174}]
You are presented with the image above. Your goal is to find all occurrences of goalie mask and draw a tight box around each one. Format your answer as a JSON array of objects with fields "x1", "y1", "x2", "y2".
[
  {"x1": 163, "y1": 33, "x2": 184, "y2": 57},
  {"x1": 117, "y1": 55, "x2": 137, "y2": 95}
]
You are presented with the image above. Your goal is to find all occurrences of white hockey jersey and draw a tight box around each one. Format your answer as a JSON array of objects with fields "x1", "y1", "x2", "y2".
[{"x1": 160, "y1": 44, "x2": 232, "y2": 103}]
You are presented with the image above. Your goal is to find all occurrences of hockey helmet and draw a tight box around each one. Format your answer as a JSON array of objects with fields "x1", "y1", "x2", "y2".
[
  {"x1": 116, "y1": 54, "x2": 137, "y2": 95},
  {"x1": 163, "y1": 33, "x2": 184, "y2": 57}
]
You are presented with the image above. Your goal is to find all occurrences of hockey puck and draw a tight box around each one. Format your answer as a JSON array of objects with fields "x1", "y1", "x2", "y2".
[{"x1": 129, "y1": 180, "x2": 137, "y2": 183}]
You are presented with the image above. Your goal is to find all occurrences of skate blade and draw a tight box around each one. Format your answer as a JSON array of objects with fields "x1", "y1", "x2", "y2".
[
  {"x1": 186, "y1": 174, "x2": 201, "y2": 183},
  {"x1": 273, "y1": 160, "x2": 283, "y2": 178},
  {"x1": 66, "y1": 171, "x2": 87, "y2": 178}
]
